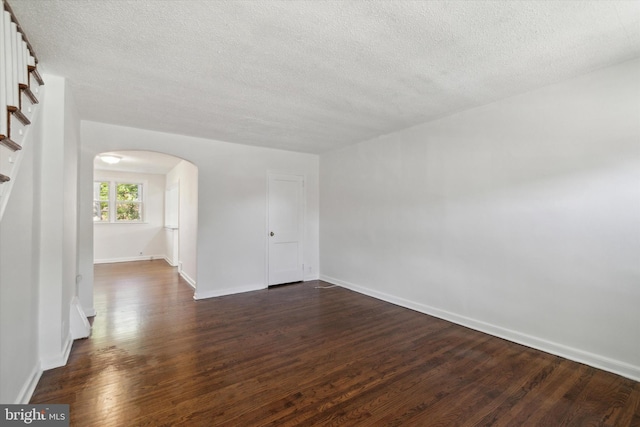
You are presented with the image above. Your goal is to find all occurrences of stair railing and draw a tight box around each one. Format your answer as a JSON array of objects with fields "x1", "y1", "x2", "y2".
[{"x1": 0, "y1": 0, "x2": 43, "y2": 219}]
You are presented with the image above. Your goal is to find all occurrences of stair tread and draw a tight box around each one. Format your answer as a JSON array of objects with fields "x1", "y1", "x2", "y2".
[
  {"x1": 7, "y1": 106, "x2": 31, "y2": 126},
  {"x1": 0, "y1": 136, "x2": 22, "y2": 151},
  {"x1": 28, "y1": 66, "x2": 44, "y2": 86},
  {"x1": 21, "y1": 85, "x2": 39, "y2": 105}
]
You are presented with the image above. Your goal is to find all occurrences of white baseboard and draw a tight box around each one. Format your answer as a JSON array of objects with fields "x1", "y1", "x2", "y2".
[
  {"x1": 164, "y1": 256, "x2": 178, "y2": 267},
  {"x1": 320, "y1": 274, "x2": 640, "y2": 382},
  {"x1": 40, "y1": 332, "x2": 74, "y2": 371},
  {"x1": 15, "y1": 364, "x2": 43, "y2": 404},
  {"x1": 304, "y1": 273, "x2": 320, "y2": 281},
  {"x1": 94, "y1": 255, "x2": 165, "y2": 264},
  {"x1": 179, "y1": 270, "x2": 196, "y2": 289},
  {"x1": 194, "y1": 283, "x2": 266, "y2": 300}
]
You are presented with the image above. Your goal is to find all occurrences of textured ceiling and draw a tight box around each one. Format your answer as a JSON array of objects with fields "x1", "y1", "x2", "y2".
[{"x1": 9, "y1": 0, "x2": 640, "y2": 154}]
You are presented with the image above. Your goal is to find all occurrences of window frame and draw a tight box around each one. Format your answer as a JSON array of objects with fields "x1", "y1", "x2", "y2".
[
  {"x1": 93, "y1": 181, "x2": 110, "y2": 223},
  {"x1": 114, "y1": 181, "x2": 144, "y2": 223},
  {"x1": 93, "y1": 180, "x2": 146, "y2": 223}
]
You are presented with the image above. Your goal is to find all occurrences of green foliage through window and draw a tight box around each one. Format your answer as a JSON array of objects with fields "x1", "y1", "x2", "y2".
[
  {"x1": 116, "y1": 183, "x2": 142, "y2": 221},
  {"x1": 116, "y1": 183, "x2": 140, "y2": 201},
  {"x1": 94, "y1": 181, "x2": 144, "y2": 222},
  {"x1": 93, "y1": 181, "x2": 109, "y2": 221}
]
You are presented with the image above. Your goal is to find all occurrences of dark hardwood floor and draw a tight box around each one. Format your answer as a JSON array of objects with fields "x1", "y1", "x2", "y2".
[{"x1": 31, "y1": 260, "x2": 640, "y2": 426}]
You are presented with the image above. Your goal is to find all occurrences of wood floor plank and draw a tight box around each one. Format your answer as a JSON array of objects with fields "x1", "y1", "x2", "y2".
[{"x1": 30, "y1": 260, "x2": 640, "y2": 426}]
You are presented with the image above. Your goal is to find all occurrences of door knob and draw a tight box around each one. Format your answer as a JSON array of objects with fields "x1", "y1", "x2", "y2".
[{"x1": 270, "y1": 231, "x2": 274, "y2": 236}]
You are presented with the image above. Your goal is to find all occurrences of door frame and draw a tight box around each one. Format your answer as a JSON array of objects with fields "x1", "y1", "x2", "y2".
[{"x1": 265, "y1": 171, "x2": 306, "y2": 287}]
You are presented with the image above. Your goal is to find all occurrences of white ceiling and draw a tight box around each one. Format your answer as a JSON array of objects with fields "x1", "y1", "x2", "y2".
[
  {"x1": 94, "y1": 150, "x2": 182, "y2": 174},
  {"x1": 9, "y1": 0, "x2": 640, "y2": 154}
]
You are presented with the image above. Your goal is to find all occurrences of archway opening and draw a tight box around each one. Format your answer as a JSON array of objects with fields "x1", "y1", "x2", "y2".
[{"x1": 92, "y1": 150, "x2": 198, "y2": 290}]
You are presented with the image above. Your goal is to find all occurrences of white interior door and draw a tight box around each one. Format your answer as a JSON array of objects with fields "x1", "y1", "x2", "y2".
[{"x1": 268, "y1": 173, "x2": 304, "y2": 286}]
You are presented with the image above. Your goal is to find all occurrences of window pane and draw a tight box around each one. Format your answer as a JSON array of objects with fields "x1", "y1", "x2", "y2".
[
  {"x1": 100, "y1": 182, "x2": 109, "y2": 200},
  {"x1": 93, "y1": 181, "x2": 109, "y2": 201},
  {"x1": 93, "y1": 201, "x2": 109, "y2": 221},
  {"x1": 116, "y1": 183, "x2": 141, "y2": 201},
  {"x1": 116, "y1": 202, "x2": 141, "y2": 221}
]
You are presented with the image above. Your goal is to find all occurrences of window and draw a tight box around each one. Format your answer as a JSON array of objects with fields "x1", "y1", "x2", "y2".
[
  {"x1": 93, "y1": 181, "x2": 109, "y2": 222},
  {"x1": 116, "y1": 183, "x2": 143, "y2": 221},
  {"x1": 94, "y1": 181, "x2": 144, "y2": 222}
]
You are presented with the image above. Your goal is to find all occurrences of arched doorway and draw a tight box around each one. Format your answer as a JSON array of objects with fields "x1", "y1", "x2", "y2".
[{"x1": 92, "y1": 150, "x2": 198, "y2": 291}]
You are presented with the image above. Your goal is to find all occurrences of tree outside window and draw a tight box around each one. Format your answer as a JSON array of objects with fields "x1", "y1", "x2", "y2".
[
  {"x1": 94, "y1": 181, "x2": 144, "y2": 222},
  {"x1": 93, "y1": 181, "x2": 109, "y2": 221},
  {"x1": 116, "y1": 183, "x2": 142, "y2": 221}
]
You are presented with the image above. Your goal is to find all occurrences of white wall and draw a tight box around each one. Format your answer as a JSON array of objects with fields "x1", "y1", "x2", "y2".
[
  {"x1": 62, "y1": 79, "x2": 80, "y2": 354},
  {"x1": 0, "y1": 92, "x2": 43, "y2": 404},
  {"x1": 94, "y1": 170, "x2": 166, "y2": 263},
  {"x1": 38, "y1": 75, "x2": 80, "y2": 370},
  {"x1": 79, "y1": 122, "x2": 319, "y2": 305},
  {"x1": 320, "y1": 58, "x2": 640, "y2": 380},
  {"x1": 165, "y1": 160, "x2": 198, "y2": 285},
  {"x1": 0, "y1": 74, "x2": 82, "y2": 403}
]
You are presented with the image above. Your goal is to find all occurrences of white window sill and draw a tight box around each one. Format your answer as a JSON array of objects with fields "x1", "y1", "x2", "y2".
[{"x1": 94, "y1": 221, "x2": 149, "y2": 225}]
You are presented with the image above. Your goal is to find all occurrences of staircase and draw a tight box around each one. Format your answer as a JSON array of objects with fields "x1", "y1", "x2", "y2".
[{"x1": 0, "y1": 0, "x2": 43, "y2": 218}]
